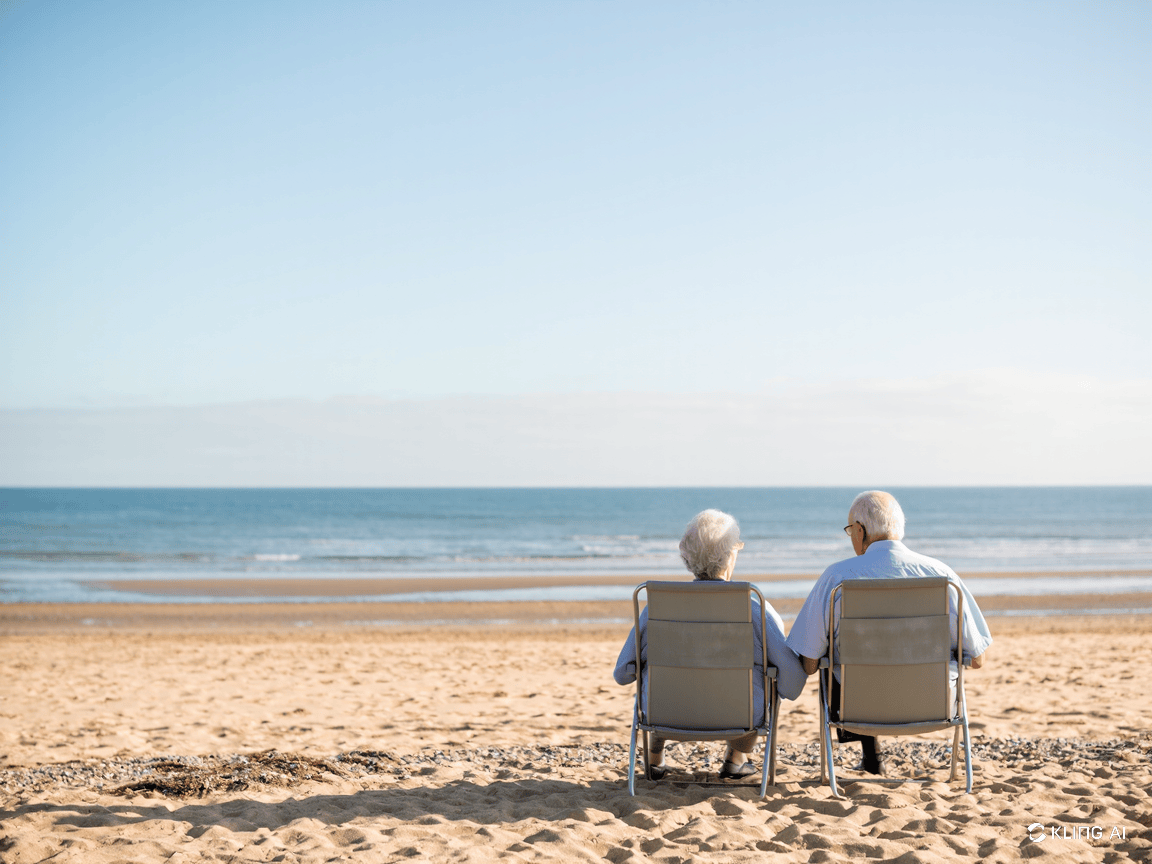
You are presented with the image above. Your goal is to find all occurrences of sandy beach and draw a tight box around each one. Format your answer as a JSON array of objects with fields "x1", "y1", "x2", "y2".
[{"x1": 2, "y1": 594, "x2": 1150, "y2": 863}]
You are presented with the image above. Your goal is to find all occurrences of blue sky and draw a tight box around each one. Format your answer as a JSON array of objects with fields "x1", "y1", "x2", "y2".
[{"x1": 1, "y1": 2, "x2": 1149, "y2": 484}]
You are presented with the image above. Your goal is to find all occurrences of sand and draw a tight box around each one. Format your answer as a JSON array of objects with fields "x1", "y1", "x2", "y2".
[{"x1": 1, "y1": 600, "x2": 1150, "y2": 863}]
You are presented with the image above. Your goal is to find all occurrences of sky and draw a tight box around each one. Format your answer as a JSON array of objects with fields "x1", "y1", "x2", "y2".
[{"x1": 2, "y1": 1, "x2": 1149, "y2": 485}]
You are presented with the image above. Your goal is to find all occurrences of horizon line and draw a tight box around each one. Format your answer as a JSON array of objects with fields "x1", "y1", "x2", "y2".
[{"x1": 4, "y1": 484, "x2": 1150, "y2": 491}]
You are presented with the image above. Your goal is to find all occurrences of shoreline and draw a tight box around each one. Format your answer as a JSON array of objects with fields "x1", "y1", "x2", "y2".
[
  {"x1": 4, "y1": 593, "x2": 1152, "y2": 633},
  {"x1": 85, "y1": 568, "x2": 1152, "y2": 597},
  {"x1": 2, "y1": 570, "x2": 1151, "y2": 631}
]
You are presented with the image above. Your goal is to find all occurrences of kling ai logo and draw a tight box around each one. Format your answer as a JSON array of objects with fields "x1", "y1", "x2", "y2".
[{"x1": 1027, "y1": 822, "x2": 1131, "y2": 843}]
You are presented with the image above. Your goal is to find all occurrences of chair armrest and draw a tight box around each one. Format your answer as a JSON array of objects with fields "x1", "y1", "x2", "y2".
[
  {"x1": 763, "y1": 666, "x2": 777, "y2": 679},
  {"x1": 818, "y1": 657, "x2": 830, "y2": 669}
]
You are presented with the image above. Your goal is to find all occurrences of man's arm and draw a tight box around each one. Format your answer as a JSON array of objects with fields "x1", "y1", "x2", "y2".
[
  {"x1": 951, "y1": 572, "x2": 993, "y2": 666},
  {"x1": 785, "y1": 571, "x2": 834, "y2": 672}
]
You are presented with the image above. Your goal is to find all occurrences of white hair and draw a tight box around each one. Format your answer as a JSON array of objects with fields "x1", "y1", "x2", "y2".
[
  {"x1": 679, "y1": 509, "x2": 743, "y2": 581},
  {"x1": 849, "y1": 491, "x2": 906, "y2": 541}
]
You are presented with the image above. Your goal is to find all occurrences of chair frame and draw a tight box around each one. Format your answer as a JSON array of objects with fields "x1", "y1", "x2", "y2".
[
  {"x1": 818, "y1": 576, "x2": 973, "y2": 798},
  {"x1": 627, "y1": 580, "x2": 780, "y2": 797}
]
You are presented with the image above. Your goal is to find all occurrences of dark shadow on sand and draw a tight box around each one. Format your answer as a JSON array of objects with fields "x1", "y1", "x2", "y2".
[{"x1": 5, "y1": 774, "x2": 846, "y2": 836}]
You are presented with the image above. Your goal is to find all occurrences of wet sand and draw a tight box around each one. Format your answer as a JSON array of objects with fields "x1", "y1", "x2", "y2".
[
  {"x1": 4, "y1": 590, "x2": 1152, "y2": 633},
  {"x1": 91, "y1": 568, "x2": 1152, "y2": 598}
]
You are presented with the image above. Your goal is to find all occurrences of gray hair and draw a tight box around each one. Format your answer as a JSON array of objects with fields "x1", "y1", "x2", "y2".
[
  {"x1": 849, "y1": 491, "x2": 906, "y2": 541},
  {"x1": 679, "y1": 509, "x2": 744, "y2": 581}
]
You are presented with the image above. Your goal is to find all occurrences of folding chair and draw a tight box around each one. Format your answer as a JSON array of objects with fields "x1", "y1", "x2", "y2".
[
  {"x1": 819, "y1": 576, "x2": 974, "y2": 798},
  {"x1": 627, "y1": 580, "x2": 780, "y2": 797}
]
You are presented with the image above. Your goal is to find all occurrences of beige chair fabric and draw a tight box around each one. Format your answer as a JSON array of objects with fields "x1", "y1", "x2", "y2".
[
  {"x1": 628, "y1": 581, "x2": 779, "y2": 796},
  {"x1": 819, "y1": 577, "x2": 973, "y2": 796}
]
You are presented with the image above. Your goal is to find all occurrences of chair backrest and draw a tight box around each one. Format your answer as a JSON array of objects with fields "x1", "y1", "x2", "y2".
[
  {"x1": 834, "y1": 577, "x2": 954, "y2": 725},
  {"x1": 638, "y1": 581, "x2": 759, "y2": 730}
]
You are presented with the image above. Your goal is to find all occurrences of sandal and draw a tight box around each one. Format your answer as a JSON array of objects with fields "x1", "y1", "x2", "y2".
[
  {"x1": 646, "y1": 763, "x2": 668, "y2": 781},
  {"x1": 719, "y1": 760, "x2": 757, "y2": 780}
]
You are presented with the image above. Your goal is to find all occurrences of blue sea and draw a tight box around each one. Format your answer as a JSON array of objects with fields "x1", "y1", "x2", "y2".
[{"x1": 1, "y1": 487, "x2": 1150, "y2": 604}]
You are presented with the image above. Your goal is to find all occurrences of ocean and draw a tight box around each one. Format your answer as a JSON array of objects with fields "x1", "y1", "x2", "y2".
[{"x1": 1, "y1": 487, "x2": 1150, "y2": 604}]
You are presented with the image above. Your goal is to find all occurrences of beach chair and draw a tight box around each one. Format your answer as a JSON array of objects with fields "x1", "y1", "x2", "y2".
[
  {"x1": 627, "y1": 580, "x2": 779, "y2": 797},
  {"x1": 818, "y1": 577, "x2": 973, "y2": 798}
]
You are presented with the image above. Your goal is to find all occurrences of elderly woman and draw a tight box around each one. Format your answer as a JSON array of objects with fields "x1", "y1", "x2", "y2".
[{"x1": 613, "y1": 509, "x2": 806, "y2": 780}]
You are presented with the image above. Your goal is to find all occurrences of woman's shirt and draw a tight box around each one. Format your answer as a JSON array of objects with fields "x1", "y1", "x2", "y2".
[{"x1": 613, "y1": 596, "x2": 807, "y2": 726}]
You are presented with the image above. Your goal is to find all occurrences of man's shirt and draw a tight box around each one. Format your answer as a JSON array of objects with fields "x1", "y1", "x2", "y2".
[{"x1": 786, "y1": 539, "x2": 993, "y2": 666}]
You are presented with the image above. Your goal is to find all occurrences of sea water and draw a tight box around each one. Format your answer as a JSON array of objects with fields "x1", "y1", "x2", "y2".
[{"x1": 1, "y1": 487, "x2": 1149, "y2": 603}]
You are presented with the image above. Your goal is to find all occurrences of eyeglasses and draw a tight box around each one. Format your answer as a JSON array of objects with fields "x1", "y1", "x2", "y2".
[{"x1": 843, "y1": 521, "x2": 868, "y2": 542}]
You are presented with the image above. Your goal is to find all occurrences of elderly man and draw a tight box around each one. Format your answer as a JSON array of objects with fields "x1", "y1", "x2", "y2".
[{"x1": 787, "y1": 491, "x2": 992, "y2": 775}]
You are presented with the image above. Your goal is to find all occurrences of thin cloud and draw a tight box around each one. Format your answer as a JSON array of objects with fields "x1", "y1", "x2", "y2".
[{"x1": 2, "y1": 371, "x2": 1148, "y2": 486}]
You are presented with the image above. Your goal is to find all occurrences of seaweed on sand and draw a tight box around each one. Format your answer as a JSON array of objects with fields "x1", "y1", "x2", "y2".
[{"x1": 113, "y1": 750, "x2": 346, "y2": 797}]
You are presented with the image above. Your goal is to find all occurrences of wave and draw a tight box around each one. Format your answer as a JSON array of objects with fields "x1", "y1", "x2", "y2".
[
  {"x1": 0, "y1": 550, "x2": 208, "y2": 563},
  {"x1": 313, "y1": 555, "x2": 422, "y2": 563}
]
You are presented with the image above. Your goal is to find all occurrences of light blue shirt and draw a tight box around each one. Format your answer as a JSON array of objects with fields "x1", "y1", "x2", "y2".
[
  {"x1": 786, "y1": 540, "x2": 993, "y2": 668},
  {"x1": 614, "y1": 594, "x2": 807, "y2": 727}
]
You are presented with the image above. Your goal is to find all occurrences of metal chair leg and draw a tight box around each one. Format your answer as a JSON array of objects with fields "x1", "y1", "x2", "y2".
[
  {"x1": 961, "y1": 692, "x2": 973, "y2": 793},
  {"x1": 761, "y1": 693, "x2": 780, "y2": 797},
  {"x1": 819, "y1": 675, "x2": 828, "y2": 785},
  {"x1": 628, "y1": 701, "x2": 639, "y2": 796},
  {"x1": 824, "y1": 715, "x2": 842, "y2": 798},
  {"x1": 949, "y1": 724, "x2": 961, "y2": 782},
  {"x1": 819, "y1": 672, "x2": 843, "y2": 796},
  {"x1": 768, "y1": 694, "x2": 779, "y2": 787}
]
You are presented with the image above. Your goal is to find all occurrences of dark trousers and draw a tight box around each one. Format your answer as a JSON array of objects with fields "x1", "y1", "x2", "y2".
[{"x1": 829, "y1": 674, "x2": 881, "y2": 761}]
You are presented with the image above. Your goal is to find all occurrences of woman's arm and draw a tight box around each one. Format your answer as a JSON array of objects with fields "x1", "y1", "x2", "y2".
[{"x1": 758, "y1": 610, "x2": 808, "y2": 700}]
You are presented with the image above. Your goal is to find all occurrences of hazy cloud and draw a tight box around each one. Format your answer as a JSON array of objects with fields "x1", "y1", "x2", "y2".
[{"x1": 2, "y1": 371, "x2": 1149, "y2": 486}]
